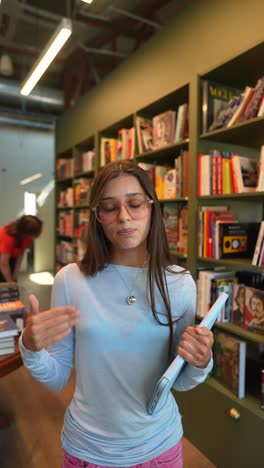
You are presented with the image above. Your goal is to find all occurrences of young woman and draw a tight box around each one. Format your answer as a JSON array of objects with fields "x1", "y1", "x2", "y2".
[
  {"x1": 20, "y1": 162, "x2": 213, "y2": 468},
  {"x1": 0, "y1": 215, "x2": 43, "y2": 282}
]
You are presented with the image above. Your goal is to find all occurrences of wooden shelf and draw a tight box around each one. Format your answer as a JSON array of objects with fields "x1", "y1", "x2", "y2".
[
  {"x1": 135, "y1": 139, "x2": 189, "y2": 161},
  {"x1": 197, "y1": 256, "x2": 262, "y2": 270}
]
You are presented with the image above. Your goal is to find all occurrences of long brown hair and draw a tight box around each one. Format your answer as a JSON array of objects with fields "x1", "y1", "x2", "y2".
[
  {"x1": 6, "y1": 215, "x2": 42, "y2": 248},
  {"x1": 80, "y1": 161, "x2": 180, "y2": 361}
]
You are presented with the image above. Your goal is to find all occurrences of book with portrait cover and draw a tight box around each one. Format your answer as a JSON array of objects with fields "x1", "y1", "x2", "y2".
[
  {"x1": 212, "y1": 330, "x2": 246, "y2": 399},
  {"x1": 244, "y1": 287, "x2": 264, "y2": 335},
  {"x1": 231, "y1": 283, "x2": 245, "y2": 328},
  {"x1": 152, "y1": 110, "x2": 176, "y2": 148}
]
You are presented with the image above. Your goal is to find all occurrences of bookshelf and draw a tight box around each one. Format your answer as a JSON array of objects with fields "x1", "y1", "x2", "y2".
[
  {"x1": 55, "y1": 137, "x2": 96, "y2": 271},
  {"x1": 55, "y1": 41, "x2": 264, "y2": 467},
  {"x1": 174, "y1": 41, "x2": 264, "y2": 468}
]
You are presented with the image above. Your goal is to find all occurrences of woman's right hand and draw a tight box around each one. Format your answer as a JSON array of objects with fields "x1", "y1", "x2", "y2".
[{"x1": 22, "y1": 294, "x2": 80, "y2": 351}]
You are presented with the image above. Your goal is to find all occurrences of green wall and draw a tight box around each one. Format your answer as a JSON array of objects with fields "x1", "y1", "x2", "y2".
[{"x1": 56, "y1": 0, "x2": 264, "y2": 153}]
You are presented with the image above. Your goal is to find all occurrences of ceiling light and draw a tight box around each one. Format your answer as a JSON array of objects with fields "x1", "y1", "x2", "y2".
[
  {"x1": 20, "y1": 173, "x2": 43, "y2": 185},
  {"x1": 20, "y1": 18, "x2": 72, "y2": 96},
  {"x1": 81, "y1": 0, "x2": 94, "y2": 4}
]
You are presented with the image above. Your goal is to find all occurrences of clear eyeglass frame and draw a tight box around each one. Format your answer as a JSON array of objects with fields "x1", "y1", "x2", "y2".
[{"x1": 92, "y1": 194, "x2": 154, "y2": 224}]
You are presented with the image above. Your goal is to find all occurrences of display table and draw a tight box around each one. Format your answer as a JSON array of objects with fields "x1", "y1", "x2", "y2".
[{"x1": 0, "y1": 339, "x2": 23, "y2": 428}]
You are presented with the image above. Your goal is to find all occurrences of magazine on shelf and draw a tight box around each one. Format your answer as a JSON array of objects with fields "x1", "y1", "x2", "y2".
[{"x1": 202, "y1": 80, "x2": 241, "y2": 133}]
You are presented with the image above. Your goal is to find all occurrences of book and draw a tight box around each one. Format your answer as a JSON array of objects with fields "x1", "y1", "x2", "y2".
[
  {"x1": 163, "y1": 203, "x2": 179, "y2": 250},
  {"x1": 135, "y1": 116, "x2": 153, "y2": 154},
  {"x1": 256, "y1": 145, "x2": 264, "y2": 192},
  {"x1": 230, "y1": 155, "x2": 258, "y2": 193},
  {"x1": 209, "y1": 95, "x2": 242, "y2": 131},
  {"x1": 163, "y1": 168, "x2": 177, "y2": 199},
  {"x1": 197, "y1": 269, "x2": 235, "y2": 317},
  {"x1": 0, "y1": 300, "x2": 25, "y2": 313},
  {"x1": 252, "y1": 221, "x2": 264, "y2": 266},
  {"x1": 100, "y1": 138, "x2": 117, "y2": 166},
  {"x1": 155, "y1": 165, "x2": 167, "y2": 199},
  {"x1": 210, "y1": 276, "x2": 235, "y2": 322},
  {"x1": 0, "y1": 336, "x2": 15, "y2": 349},
  {"x1": 258, "y1": 238, "x2": 264, "y2": 267},
  {"x1": 152, "y1": 110, "x2": 176, "y2": 148},
  {"x1": 244, "y1": 287, "x2": 264, "y2": 335},
  {"x1": 0, "y1": 282, "x2": 19, "y2": 302},
  {"x1": 0, "y1": 346, "x2": 16, "y2": 356},
  {"x1": 218, "y1": 222, "x2": 261, "y2": 259},
  {"x1": 257, "y1": 94, "x2": 264, "y2": 117},
  {"x1": 213, "y1": 330, "x2": 246, "y2": 399},
  {"x1": 148, "y1": 293, "x2": 229, "y2": 414},
  {"x1": 175, "y1": 103, "x2": 188, "y2": 142},
  {"x1": 231, "y1": 283, "x2": 246, "y2": 327},
  {"x1": 202, "y1": 80, "x2": 241, "y2": 133},
  {"x1": 0, "y1": 313, "x2": 19, "y2": 338},
  {"x1": 226, "y1": 86, "x2": 255, "y2": 127},
  {"x1": 240, "y1": 77, "x2": 264, "y2": 121}
]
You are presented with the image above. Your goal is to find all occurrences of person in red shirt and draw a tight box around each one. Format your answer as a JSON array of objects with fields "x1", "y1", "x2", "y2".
[{"x1": 0, "y1": 215, "x2": 43, "y2": 282}]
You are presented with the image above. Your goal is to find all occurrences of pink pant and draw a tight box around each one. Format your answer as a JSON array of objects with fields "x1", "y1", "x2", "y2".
[{"x1": 62, "y1": 440, "x2": 183, "y2": 467}]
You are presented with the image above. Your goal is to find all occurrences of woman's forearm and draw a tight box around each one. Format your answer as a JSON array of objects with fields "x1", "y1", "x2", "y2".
[
  {"x1": 0, "y1": 262, "x2": 13, "y2": 281},
  {"x1": 13, "y1": 254, "x2": 24, "y2": 280}
]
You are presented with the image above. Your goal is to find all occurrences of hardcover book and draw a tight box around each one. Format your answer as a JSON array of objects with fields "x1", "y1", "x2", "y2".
[
  {"x1": 230, "y1": 155, "x2": 258, "y2": 193},
  {"x1": 163, "y1": 203, "x2": 179, "y2": 250},
  {"x1": 244, "y1": 287, "x2": 264, "y2": 335},
  {"x1": 135, "y1": 116, "x2": 153, "y2": 154},
  {"x1": 0, "y1": 313, "x2": 19, "y2": 338},
  {"x1": 218, "y1": 222, "x2": 261, "y2": 259},
  {"x1": 231, "y1": 283, "x2": 246, "y2": 328},
  {"x1": 202, "y1": 80, "x2": 241, "y2": 133},
  {"x1": 152, "y1": 110, "x2": 176, "y2": 148},
  {"x1": 213, "y1": 330, "x2": 246, "y2": 399},
  {"x1": 252, "y1": 221, "x2": 264, "y2": 266},
  {"x1": 256, "y1": 145, "x2": 264, "y2": 192},
  {"x1": 226, "y1": 86, "x2": 255, "y2": 127}
]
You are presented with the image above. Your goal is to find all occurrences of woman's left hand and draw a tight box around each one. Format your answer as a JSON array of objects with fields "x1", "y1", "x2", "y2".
[{"x1": 178, "y1": 326, "x2": 214, "y2": 368}]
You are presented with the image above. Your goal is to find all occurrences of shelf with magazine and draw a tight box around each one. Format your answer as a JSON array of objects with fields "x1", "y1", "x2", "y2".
[
  {"x1": 99, "y1": 115, "x2": 135, "y2": 167},
  {"x1": 135, "y1": 84, "x2": 189, "y2": 156}
]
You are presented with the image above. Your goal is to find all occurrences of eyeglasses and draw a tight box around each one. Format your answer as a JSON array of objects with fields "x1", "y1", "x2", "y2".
[{"x1": 92, "y1": 193, "x2": 153, "y2": 224}]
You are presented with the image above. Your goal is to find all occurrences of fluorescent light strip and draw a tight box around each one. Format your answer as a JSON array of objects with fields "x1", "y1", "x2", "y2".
[
  {"x1": 82, "y1": 1, "x2": 94, "y2": 3},
  {"x1": 21, "y1": 18, "x2": 72, "y2": 96},
  {"x1": 20, "y1": 172, "x2": 43, "y2": 185}
]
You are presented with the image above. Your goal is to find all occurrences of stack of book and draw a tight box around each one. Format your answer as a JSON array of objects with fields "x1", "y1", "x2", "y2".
[
  {"x1": 0, "y1": 283, "x2": 25, "y2": 357},
  {"x1": 0, "y1": 282, "x2": 20, "y2": 302},
  {"x1": 0, "y1": 313, "x2": 19, "y2": 356}
]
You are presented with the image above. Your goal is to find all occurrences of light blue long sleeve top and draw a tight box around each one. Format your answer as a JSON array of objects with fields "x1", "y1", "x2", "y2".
[{"x1": 19, "y1": 263, "x2": 213, "y2": 466}]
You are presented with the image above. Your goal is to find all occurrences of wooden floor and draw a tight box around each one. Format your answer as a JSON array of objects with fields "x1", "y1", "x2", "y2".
[{"x1": 0, "y1": 273, "x2": 216, "y2": 468}]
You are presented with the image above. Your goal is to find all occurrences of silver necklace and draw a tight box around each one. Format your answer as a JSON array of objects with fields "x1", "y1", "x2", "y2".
[{"x1": 112, "y1": 257, "x2": 148, "y2": 305}]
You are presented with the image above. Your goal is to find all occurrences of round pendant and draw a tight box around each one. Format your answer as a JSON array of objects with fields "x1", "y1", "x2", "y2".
[{"x1": 126, "y1": 295, "x2": 136, "y2": 305}]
